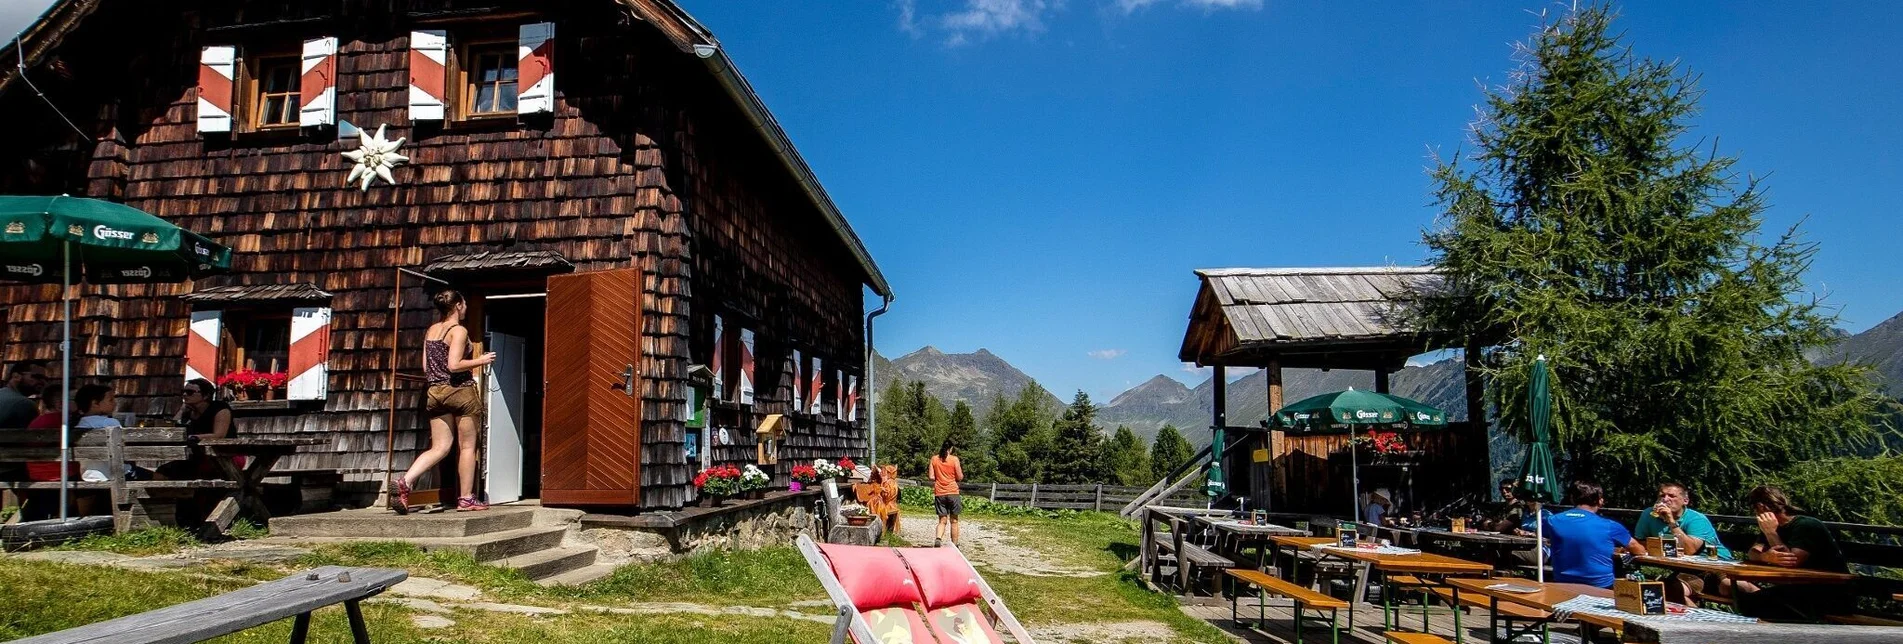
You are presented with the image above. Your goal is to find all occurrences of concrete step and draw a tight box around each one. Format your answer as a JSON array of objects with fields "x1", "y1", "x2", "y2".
[
  {"x1": 269, "y1": 506, "x2": 536, "y2": 539},
  {"x1": 536, "y1": 563, "x2": 618, "y2": 587},
  {"x1": 411, "y1": 524, "x2": 570, "y2": 562},
  {"x1": 494, "y1": 545, "x2": 597, "y2": 580}
]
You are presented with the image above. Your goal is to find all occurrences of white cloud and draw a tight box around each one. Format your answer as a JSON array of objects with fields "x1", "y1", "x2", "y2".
[
  {"x1": 1116, "y1": 0, "x2": 1262, "y2": 14},
  {"x1": 1088, "y1": 349, "x2": 1127, "y2": 359},
  {"x1": 897, "y1": 0, "x2": 1064, "y2": 45}
]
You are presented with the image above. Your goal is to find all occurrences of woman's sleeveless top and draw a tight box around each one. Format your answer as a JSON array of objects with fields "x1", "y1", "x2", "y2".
[{"x1": 425, "y1": 327, "x2": 474, "y2": 387}]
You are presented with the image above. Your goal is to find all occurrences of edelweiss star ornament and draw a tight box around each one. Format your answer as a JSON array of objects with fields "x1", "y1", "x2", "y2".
[{"x1": 341, "y1": 124, "x2": 409, "y2": 191}]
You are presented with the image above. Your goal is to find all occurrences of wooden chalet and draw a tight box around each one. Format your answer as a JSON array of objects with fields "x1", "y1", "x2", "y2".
[
  {"x1": 0, "y1": 0, "x2": 890, "y2": 511},
  {"x1": 1178, "y1": 267, "x2": 1486, "y2": 514}
]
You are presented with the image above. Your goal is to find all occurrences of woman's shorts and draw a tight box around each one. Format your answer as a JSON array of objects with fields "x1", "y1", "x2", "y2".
[
  {"x1": 426, "y1": 384, "x2": 482, "y2": 417},
  {"x1": 934, "y1": 494, "x2": 963, "y2": 518}
]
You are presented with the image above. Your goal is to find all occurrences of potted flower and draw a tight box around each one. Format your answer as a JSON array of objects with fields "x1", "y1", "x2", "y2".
[
  {"x1": 1353, "y1": 431, "x2": 1414, "y2": 463},
  {"x1": 693, "y1": 464, "x2": 742, "y2": 506},
  {"x1": 842, "y1": 506, "x2": 873, "y2": 527},
  {"x1": 216, "y1": 369, "x2": 290, "y2": 401},
  {"x1": 789, "y1": 464, "x2": 818, "y2": 492},
  {"x1": 812, "y1": 458, "x2": 847, "y2": 482},
  {"x1": 837, "y1": 456, "x2": 858, "y2": 482},
  {"x1": 739, "y1": 464, "x2": 770, "y2": 499}
]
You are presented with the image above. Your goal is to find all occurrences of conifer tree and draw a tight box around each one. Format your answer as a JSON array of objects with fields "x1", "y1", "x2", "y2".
[
  {"x1": 1150, "y1": 424, "x2": 1193, "y2": 482},
  {"x1": 1420, "y1": 4, "x2": 1881, "y2": 504},
  {"x1": 945, "y1": 400, "x2": 991, "y2": 481},
  {"x1": 1047, "y1": 391, "x2": 1108, "y2": 483},
  {"x1": 1108, "y1": 426, "x2": 1152, "y2": 486}
]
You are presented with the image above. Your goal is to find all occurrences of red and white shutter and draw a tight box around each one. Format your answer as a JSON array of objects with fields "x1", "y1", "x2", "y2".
[
  {"x1": 287, "y1": 307, "x2": 332, "y2": 400},
  {"x1": 197, "y1": 46, "x2": 237, "y2": 134},
  {"x1": 738, "y1": 328, "x2": 755, "y2": 405},
  {"x1": 835, "y1": 369, "x2": 846, "y2": 420},
  {"x1": 845, "y1": 375, "x2": 859, "y2": 422},
  {"x1": 710, "y1": 314, "x2": 725, "y2": 400},
  {"x1": 808, "y1": 357, "x2": 824, "y2": 415},
  {"x1": 790, "y1": 350, "x2": 804, "y2": 411},
  {"x1": 185, "y1": 310, "x2": 222, "y2": 384},
  {"x1": 299, "y1": 37, "x2": 338, "y2": 127},
  {"x1": 516, "y1": 22, "x2": 555, "y2": 115},
  {"x1": 408, "y1": 30, "x2": 448, "y2": 121}
]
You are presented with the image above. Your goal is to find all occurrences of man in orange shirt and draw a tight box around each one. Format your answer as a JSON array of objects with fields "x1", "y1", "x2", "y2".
[{"x1": 928, "y1": 439, "x2": 965, "y2": 547}]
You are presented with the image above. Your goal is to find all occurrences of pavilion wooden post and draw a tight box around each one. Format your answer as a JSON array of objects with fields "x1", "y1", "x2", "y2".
[
  {"x1": 1257, "y1": 358, "x2": 1283, "y2": 511},
  {"x1": 1211, "y1": 365, "x2": 1225, "y2": 507},
  {"x1": 1374, "y1": 367, "x2": 1390, "y2": 394}
]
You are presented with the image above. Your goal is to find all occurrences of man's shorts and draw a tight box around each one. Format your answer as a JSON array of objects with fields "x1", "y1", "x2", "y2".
[{"x1": 934, "y1": 494, "x2": 963, "y2": 518}]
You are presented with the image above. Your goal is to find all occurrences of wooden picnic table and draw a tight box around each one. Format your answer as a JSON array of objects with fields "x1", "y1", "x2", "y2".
[
  {"x1": 1633, "y1": 554, "x2": 1857, "y2": 585},
  {"x1": 1414, "y1": 527, "x2": 1538, "y2": 548},
  {"x1": 1193, "y1": 515, "x2": 1307, "y2": 572},
  {"x1": 1445, "y1": 576, "x2": 1625, "y2": 636},
  {"x1": 10, "y1": 566, "x2": 406, "y2": 644},
  {"x1": 198, "y1": 437, "x2": 322, "y2": 520}
]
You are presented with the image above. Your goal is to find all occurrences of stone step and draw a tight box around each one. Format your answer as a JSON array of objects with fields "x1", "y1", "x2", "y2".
[
  {"x1": 494, "y1": 545, "x2": 597, "y2": 580},
  {"x1": 410, "y1": 524, "x2": 570, "y2": 562},
  {"x1": 269, "y1": 506, "x2": 536, "y2": 539},
  {"x1": 536, "y1": 563, "x2": 618, "y2": 587}
]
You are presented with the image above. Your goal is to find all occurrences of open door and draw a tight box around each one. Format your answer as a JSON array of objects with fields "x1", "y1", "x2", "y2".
[
  {"x1": 486, "y1": 330, "x2": 527, "y2": 504},
  {"x1": 541, "y1": 268, "x2": 643, "y2": 507}
]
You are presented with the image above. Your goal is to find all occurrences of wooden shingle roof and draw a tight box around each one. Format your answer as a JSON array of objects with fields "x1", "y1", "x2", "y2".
[
  {"x1": 1180, "y1": 266, "x2": 1446, "y2": 369},
  {"x1": 179, "y1": 283, "x2": 333, "y2": 303}
]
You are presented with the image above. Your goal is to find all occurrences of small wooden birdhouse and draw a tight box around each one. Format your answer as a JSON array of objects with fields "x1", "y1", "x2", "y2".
[{"x1": 756, "y1": 413, "x2": 787, "y2": 465}]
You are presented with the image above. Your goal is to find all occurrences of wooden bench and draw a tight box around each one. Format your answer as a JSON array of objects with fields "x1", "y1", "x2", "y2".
[
  {"x1": 1225, "y1": 568, "x2": 1346, "y2": 644},
  {"x1": 9, "y1": 566, "x2": 407, "y2": 644},
  {"x1": 1385, "y1": 633, "x2": 1455, "y2": 644},
  {"x1": 1825, "y1": 614, "x2": 1903, "y2": 627},
  {"x1": 0, "y1": 427, "x2": 237, "y2": 533},
  {"x1": 1626, "y1": 620, "x2": 1903, "y2": 643},
  {"x1": 1158, "y1": 517, "x2": 1236, "y2": 595},
  {"x1": 1424, "y1": 584, "x2": 1551, "y2": 644}
]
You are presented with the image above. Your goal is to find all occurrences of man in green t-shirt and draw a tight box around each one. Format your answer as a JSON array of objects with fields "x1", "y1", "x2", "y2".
[
  {"x1": 1632, "y1": 482, "x2": 1732, "y2": 559},
  {"x1": 1731, "y1": 485, "x2": 1850, "y2": 621}
]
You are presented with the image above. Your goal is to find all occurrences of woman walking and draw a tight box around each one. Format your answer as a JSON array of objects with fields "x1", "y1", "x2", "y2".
[
  {"x1": 390, "y1": 289, "x2": 495, "y2": 514},
  {"x1": 928, "y1": 439, "x2": 965, "y2": 547}
]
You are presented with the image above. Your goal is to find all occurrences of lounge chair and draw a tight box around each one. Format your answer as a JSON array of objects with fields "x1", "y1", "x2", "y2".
[{"x1": 796, "y1": 534, "x2": 1035, "y2": 643}]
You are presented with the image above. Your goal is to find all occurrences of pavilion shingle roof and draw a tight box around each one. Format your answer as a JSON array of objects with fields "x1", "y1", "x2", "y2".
[
  {"x1": 1196, "y1": 266, "x2": 1442, "y2": 345},
  {"x1": 179, "y1": 283, "x2": 333, "y2": 303}
]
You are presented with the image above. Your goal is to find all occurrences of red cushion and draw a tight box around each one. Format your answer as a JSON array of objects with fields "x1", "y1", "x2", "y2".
[
  {"x1": 854, "y1": 606, "x2": 935, "y2": 644},
  {"x1": 899, "y1": 546, "x2": 983, "y2": 609},
  {"x1": 25, "y1": 461, "x2": 80, "y2": 482},
  {"x1": 820, "y1": 543, "x2": 921, "y2": 611}
]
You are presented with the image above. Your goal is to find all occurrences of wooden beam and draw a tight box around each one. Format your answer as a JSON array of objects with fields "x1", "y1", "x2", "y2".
[{"x1": 1374, "y1": 368, "x2": 1390, "y2": 394}]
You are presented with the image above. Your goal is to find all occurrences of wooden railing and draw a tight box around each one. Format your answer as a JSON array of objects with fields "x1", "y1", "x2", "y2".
[{"x1": 901, "y1": 480, "x2": 1211, "y2": 513}]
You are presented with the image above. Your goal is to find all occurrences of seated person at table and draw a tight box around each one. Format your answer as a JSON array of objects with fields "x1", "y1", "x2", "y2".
[
  {"x1": 1488, "y1": 478, "x2": 1542, "y2": 533},
  {"x1": 1363, "y1": 490, "x2": 1393, "y2": 527},
  {"x1": 1633, "y1": 481, "x2": 1730, "y2": 559},
  {"x1": 1539, "y1": 481, "x2": 1647, "y2": 589},
  {"x1": 1729, "y1": 485, "x2": 1850, "y2": 622},
  {"x1": 156, "y1": 378, "x2": 239, "y2": 480}
]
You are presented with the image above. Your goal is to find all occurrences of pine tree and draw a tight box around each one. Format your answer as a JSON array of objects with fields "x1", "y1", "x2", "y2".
[
  {"x1": 945, "y1": 400, "x2": 991, "y2": 481},
  {"x1": 989, "y1": 382, "x2": 1055, "y2": 482},
  {"x1": 1150, "y1": 424, "x2": 1193, "y2": 482},
  {"x1": 1046, "y1": 391, "x2": 1108, "y2": 483},
  {"x1": 1420, "y1": 4, "x2": 1881, "y2": 505},
  {"x1": 1108, "y1": 426, "x2": 1152, "y2": 486}
]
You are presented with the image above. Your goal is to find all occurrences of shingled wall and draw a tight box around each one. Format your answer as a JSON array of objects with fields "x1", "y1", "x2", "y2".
[{"x1": 0, "y1": 0, "x2": 871, "y2": 510}]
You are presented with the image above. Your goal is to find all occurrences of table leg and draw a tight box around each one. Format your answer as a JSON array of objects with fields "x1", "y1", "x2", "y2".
[
  {"x1": 345, "y1": 599, "x2": 371, "y2": 644},
  {"x1": 288, "y1": 611, "x2": 310, "y2": 644},
  {"x1": 1350, "y1": 561, "x2": 1370, "y2": 628},
  {"x1": 1293, "y1": 598, "x2": 1303, "y2": 642}
]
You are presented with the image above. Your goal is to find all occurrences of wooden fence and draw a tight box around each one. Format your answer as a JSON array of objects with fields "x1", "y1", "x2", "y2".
[{"x1": 901, "y1": 480, "x2": 1211, "y2": 513}]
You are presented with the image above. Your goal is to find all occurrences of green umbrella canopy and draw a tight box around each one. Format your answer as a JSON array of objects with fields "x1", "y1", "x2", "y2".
[
  {"x1": 1515, "y1": 357, "x2": 1563, "y2": 503},
  {"x1": 1270, "y1": 388, "x2": 1449, "y2": 432},
  {"x1": 0, "y1": 195, "x2": 231, "y2": 283},
  {"x1": 1205, "y1": 426, "x2": 1228, "y2": 498}
]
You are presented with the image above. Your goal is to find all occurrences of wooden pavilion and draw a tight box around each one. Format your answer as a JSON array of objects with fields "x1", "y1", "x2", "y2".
[{"x1": 1175, "y1": 267, "x2": 1487, "y2": 515}]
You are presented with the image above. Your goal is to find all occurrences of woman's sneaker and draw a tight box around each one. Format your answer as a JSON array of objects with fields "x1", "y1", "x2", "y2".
[
  {"x1": 388, "y1": 478, "x2": 410, "y2": 515},
  {"x1": 456, "y1": 496, "x2": 489, "y2": 512}
]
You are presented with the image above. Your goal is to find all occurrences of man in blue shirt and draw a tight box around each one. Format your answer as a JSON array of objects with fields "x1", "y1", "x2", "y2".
[
  {"x1": 1540, "y1": 481, "x2": 1647, "y2": 588},
  {"x1": 1632, "y1": 482, "x2": 1731, "y2": 559}
]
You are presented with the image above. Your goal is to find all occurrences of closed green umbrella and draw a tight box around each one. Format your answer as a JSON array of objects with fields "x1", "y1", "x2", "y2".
[
  {"x1": 1205, "y1": 426, "x2": 1226, "y2": 499},
  {"x1": 0, "y1": 196, "x2": 232, "y2": 520},
  {"x1": 1516, "y1": 355, "x2": 1562, "y2": 583},
  {"x1": 1271, "y1": 388, "x2": 1449, "y2": 522}
]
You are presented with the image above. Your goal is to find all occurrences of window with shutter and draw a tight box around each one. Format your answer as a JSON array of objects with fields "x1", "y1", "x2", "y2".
[{"x1": 196, "y1": 46, "x2": 237, "y2": 134}]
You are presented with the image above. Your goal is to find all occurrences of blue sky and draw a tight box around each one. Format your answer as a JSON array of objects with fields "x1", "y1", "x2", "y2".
[{"x1": 6, "y1": 2, "x2": 1900, "y2": 401}]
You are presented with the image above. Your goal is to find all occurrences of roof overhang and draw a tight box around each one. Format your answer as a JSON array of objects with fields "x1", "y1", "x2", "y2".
[{"x1": 1180, "y1": 266, "x2": 1448, "y2": 369}]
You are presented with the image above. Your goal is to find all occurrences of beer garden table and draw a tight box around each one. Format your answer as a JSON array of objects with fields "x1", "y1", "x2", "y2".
[
  {"x1": 198, "y1": 437, "x2": 323, "y2": 520},
  {"x1": 1193, "y1": 515, "x2": 1307, "y2": 571},
  {"x1": 1634, "y1": 554, "x2": 1857, "y2": 585},
  {"x1": 1445, "y1": 576, "x2": 1761, "y2": 643}
]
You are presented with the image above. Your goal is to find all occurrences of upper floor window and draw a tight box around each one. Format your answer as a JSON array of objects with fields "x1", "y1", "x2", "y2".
[
  {"x1": 250, "y1": 55, "x2": 301, "y2": 129},
  {"x1": 463, "y1": 43, "x2": 518, "y2": 117}
]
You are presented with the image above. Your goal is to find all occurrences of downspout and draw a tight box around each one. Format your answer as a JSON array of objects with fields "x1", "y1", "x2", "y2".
[{"x1": 865, "y1": 295, "x2": 892, "y2": 464}]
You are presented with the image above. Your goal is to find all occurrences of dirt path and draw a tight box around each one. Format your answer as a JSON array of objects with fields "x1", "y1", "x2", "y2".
[{"x1": 897, "y1": 512, "x2": 1106, "y2": 578}]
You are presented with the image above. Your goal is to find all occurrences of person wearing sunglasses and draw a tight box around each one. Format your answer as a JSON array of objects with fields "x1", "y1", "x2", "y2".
[{"x1": 156, "y1": 378, "x2": 237, "y2": 481}]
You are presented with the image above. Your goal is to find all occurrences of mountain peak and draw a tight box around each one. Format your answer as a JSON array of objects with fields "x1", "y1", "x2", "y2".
[
  {"x1": 974, "y1": 348, "x2": 997, "y2": 358},
  {"x1": 905, "y1": 346, "x2": 945, "y2": 359}
]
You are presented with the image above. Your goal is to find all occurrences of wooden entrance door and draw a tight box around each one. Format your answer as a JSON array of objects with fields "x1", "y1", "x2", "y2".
[{"x1": 541, "y1": 268, "x2": 642, "y2": 507}]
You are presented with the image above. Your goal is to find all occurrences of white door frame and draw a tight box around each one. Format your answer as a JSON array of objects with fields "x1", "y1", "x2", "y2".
[{"x1": 485, "y1": 330, "x2": 527, "y2": 504}]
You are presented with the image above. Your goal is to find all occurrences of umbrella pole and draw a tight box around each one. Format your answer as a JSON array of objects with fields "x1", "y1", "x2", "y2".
[
  {"x1": 58, "y1": 240, "x2": 71, "y2": 522},
  {"x1": 1350, "y1": 429, "x2": 1360, "y2": 523},
  {"x1": 1535, "y1": 501, "x2": 1545, "y2": 585}
]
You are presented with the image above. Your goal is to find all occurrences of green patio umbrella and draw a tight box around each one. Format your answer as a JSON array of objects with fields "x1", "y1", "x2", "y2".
[
  {"x1": 1271, "y1": 388, "x2": 1448, "y2": 522},
  {"x1": 0, "y1": 196, "x2": 232, "y2": 520},
  {"x1": 1205, "y1": 427, "x2": 1226, "y2": 499},
  {"x1": 1516, "y1": 355, "x2": 1562, "y2": 583}
]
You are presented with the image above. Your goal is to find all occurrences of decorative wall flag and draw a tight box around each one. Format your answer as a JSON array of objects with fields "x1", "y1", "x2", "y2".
[
  {"x1": 516, "y1": 22, "x2": 555, "y2": 115},
  {"x1": 287, "y1": 307, "x2": 332, "y2": 400},
  {"x1": 408, "y1": 30, "x2": 448, "y2": 121},
  {"x1": 808, "y1": 356, "x2": 824, "y2": 415},
  {"x1": 835, "y1": 368, "x2": 846, "y2": 420},
  {"x1": 196, "y1": 46, "x2": 236, "y2": 134},
  {"x1": 738, "y1": 328, "x2": 755, "y2": 405},
  {"x1": 298, "y1": 37, "x2": 338, "y2": 127},
  {"x1": 791, "y1": 349, "x2": 804, "y2": 411},
  {"x1": 845, "y1": 375, "x2": 859, "y2": 422},
  {"x1": 711, "y1": 315, "x2": 725, "y2": 401}
]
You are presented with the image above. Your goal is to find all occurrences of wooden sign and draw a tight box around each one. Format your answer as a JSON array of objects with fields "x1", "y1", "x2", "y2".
[{"x1": 1614, "y1": 578, "x2": 1665, "y2": 615}]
